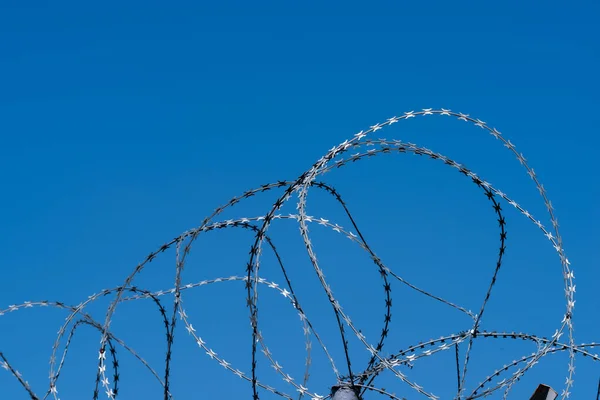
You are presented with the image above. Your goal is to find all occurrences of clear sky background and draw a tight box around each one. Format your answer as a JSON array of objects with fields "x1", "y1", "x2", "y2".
[{"x1": 0, "y1": 1, "x2": 598, "y2": 399}]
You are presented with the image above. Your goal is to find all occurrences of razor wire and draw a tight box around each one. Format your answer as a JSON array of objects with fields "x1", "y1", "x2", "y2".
[{"x1": 0, "y1": 109, "x2": 596, "y2": 399}]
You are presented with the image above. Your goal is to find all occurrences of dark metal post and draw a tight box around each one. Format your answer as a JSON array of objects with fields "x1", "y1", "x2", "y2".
[{"x1": 530, "y1": 384, "x2": 558, "y2": 400}]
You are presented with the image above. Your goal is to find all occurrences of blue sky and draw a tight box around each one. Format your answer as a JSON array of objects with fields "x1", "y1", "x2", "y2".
[{"x1": 0, "y1": 1, "x2": 598, "y2": 399}]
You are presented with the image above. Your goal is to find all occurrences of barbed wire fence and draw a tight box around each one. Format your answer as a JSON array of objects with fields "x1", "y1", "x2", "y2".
[{"x1": 1, "y1": 109, "x2": 597, "y2": 399}]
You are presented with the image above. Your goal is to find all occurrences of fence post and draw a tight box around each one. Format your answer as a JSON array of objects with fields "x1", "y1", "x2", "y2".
[
  {"x1": 331, "y1": 384, "x2": 360, "y2": 400},
  {"x1": 529, "y1": 384, "x2": 558, "y2": 400}
]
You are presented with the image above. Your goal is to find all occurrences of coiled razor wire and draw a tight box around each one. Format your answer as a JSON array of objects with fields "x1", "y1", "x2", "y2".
[{"x1": 0, "y1": 109, "x2": 595, "y2": 399}]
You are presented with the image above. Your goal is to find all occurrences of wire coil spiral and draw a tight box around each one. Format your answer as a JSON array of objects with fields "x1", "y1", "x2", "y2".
[{"x1": 1, "y1": 109, "x2": 595, "y2": 399}]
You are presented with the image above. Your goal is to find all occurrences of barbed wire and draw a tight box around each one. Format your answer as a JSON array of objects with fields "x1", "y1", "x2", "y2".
[{"x1": 0, "y1": 109, "x2": 595, "y2": 399}]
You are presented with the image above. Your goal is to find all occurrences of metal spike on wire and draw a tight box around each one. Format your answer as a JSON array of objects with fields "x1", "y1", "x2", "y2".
[{"x1": 0, "y1": 109, "x2": 597, "y2": 399}]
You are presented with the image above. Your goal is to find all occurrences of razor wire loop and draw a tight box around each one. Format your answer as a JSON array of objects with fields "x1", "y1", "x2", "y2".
[{"x1": 0, "y1": 109, "x2": 590, "y2": 399}]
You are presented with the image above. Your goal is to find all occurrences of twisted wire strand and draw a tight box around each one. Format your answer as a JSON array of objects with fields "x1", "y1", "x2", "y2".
[{"x1": 0, "y1": 109, "x2": 591, "y2": 399}]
